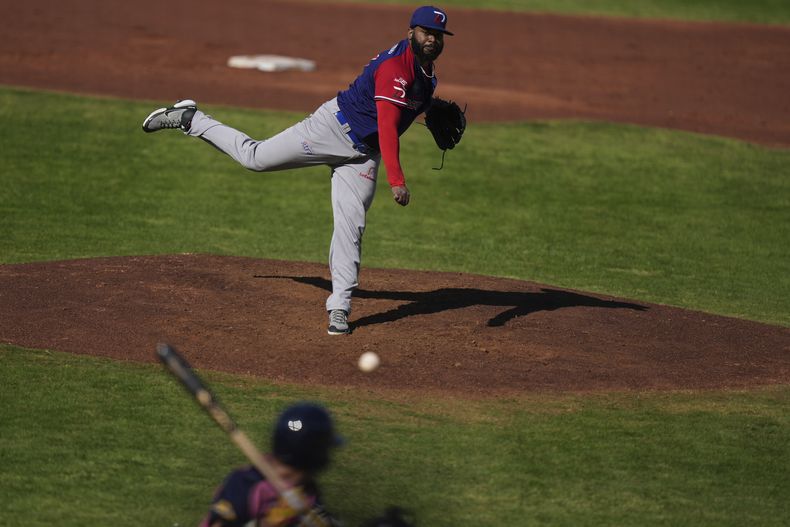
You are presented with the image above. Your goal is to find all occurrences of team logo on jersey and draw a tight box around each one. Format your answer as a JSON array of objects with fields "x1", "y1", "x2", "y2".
[
  {"x1": 288, "y1": 420, "x2": 303, "y2": 431},
  {"x1": 392, "y1": 77, "x2": 408, "y2": 99},
  {"x1": 434, "y1": 10, "x2": 446, "y2": 23}
]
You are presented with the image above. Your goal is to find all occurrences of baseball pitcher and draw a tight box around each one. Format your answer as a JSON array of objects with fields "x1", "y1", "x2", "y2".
[{"x1": 142, "y1": 5, "x2": 465, "y2": 335}]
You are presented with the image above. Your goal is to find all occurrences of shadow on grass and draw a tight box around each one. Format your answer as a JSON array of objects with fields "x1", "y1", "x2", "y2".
[{"x1": 255, "y1": 275, "x2": 648, "y2": 328}]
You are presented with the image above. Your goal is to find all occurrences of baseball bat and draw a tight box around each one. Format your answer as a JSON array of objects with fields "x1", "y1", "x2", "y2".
[{"x1": 156, "y1": 342, "x2": 327, "y2": 525}]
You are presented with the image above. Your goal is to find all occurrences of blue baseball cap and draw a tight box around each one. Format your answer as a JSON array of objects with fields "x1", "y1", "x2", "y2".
[{"x1": 410, "y1": 6, "x2": 454, "y2": 36}]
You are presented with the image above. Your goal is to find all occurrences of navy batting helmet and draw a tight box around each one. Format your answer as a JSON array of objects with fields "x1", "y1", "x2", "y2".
[{"x1": 272, "y1": 402, "x2": 343, "y2": 472}]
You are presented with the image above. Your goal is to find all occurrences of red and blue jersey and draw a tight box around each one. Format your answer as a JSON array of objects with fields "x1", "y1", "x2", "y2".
[{"x1": 337, "y1": 39, "x2": 437, "y2": 147}]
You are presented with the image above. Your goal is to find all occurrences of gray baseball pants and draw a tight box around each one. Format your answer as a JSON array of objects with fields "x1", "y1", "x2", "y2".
[{"x1": 187, "y1": 97, "x2": 380, "y2": 315}]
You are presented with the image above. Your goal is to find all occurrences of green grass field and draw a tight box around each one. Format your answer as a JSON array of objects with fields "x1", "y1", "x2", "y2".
[
  {"x1": 336, "y1": 0, "x2": 790, "y2": 25},
  {"x1": 1, "y1": 84, "x2": 788, "y2": 526},
  {"x1": 2, "y1": 347, "x2": 789, "y2": 527}
]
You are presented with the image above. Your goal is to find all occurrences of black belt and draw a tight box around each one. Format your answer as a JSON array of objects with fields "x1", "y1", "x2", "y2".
[{"x1": 335, "y1": 110, "x2": 373, "y2": 155}]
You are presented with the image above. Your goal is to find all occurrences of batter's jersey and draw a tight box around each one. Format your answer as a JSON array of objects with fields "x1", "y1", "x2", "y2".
[
  {"x1": 337, "y1": 39, "x2": 437, "y2": 148},
  {"x1": 199, "y1": 466, "x2": 320, "y2": 527}
]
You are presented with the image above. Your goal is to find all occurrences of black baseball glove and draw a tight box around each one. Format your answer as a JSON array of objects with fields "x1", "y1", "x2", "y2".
[{"x1": 425, "y1": 97, "x2": 466, "y2": 151}]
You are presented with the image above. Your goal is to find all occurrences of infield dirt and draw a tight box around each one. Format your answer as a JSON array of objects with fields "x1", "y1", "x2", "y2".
[
  {"x1": 1, "y1": 0, "x2": 789, "y2": 146},
  {"x1": 1, "y1": 0, "x2": 789, "y2": 395}
]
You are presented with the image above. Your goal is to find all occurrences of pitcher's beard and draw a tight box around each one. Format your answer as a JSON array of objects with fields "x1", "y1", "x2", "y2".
[{"x1": 410, "y1": 36, "x2": 442, "y2": 63}]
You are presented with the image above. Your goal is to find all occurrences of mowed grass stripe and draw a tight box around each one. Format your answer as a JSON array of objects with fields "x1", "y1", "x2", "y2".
[
  {"x1": 1, "y1": 87, "x2": 788, "y2": 325},
  {"x1": 338, "y1": 0, "x2": 790, "y2": 25}
]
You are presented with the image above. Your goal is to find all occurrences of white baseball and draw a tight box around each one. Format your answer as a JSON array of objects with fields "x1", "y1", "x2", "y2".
[{"x1": 358, "y1": 351, "x2": 380, "y2": 372}]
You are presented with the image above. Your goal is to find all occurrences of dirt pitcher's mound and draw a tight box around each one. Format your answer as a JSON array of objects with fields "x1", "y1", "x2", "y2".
[{"x1": 1, "y1": 255, "x2": 788, "y2": 395}]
